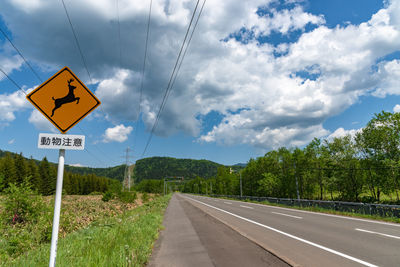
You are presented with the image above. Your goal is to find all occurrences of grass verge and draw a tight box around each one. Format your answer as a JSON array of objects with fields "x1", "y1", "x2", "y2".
[
  {"x1": 206, "y1": 195, "x2": 400, "y2": 224},
  {"x1": 2, "y1": 194, "x2": 171, "y2": 267}
]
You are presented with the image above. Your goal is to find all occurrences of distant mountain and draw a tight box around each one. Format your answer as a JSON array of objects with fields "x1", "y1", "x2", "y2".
[
  {"x1": 134, "y1": 157, "x2": 226, "y2": 182},
  {"x1": 65, "y1": 164, "x2": 126, "y2": 182},
  {"x1": 233, "y1": 163, "x2": 247, "y2": 167}
]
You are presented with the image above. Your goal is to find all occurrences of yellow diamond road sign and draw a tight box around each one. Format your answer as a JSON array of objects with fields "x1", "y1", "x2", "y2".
[{"x1": 26, "y1": 67, "x2": 101, "y2": 134}]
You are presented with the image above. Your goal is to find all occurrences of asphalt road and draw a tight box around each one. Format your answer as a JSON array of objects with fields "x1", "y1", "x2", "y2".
[
  {"x1": 182, "y1": 194, "x2": 400, "y2": 267},
  {"x1": 148, "y1": 194, "x2": 289, "y2": 267}
]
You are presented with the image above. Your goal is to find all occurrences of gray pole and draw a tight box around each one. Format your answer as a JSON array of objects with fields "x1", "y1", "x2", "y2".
[
  {"x1": 240, "y1": 171, "x2": 243, "y2": 198},
  {"x1": 294, "y1": 162, "x2": 300, "y2": 200},
  {"x1": 49, "y1": 149, "x2": 65, "y2": 267}
]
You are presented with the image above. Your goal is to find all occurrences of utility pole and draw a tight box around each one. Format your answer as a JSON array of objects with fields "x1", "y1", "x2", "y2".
[
  {"x1": 294, "y1": 162, "x2": 300, "y2": 201},
  {"x1": 240, "y1": 171, "x2": 243, "y2": 198},
  {"x1": 123, "y1": 147, "x2": 133, "y2": 191}
]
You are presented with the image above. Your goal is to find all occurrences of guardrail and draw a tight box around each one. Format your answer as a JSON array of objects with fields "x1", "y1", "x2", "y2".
[{"x1": 201, "y1": 194, "x2": 400, "y2": 218}]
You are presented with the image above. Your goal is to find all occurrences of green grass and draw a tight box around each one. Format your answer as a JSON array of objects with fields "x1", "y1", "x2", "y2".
[
  {"x1": 210, "y1": 196, "x2": 400, "y2": 224},
  {"x1": 2, "y1": 194, "x2": 171, "y2": 267}
]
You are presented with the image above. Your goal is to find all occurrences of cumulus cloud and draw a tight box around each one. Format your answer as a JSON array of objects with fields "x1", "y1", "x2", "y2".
[
  {"x1": 68, "y1": 163, "x2": 85, "y2": 167},
  {"x1": 2, "y1": 0, "x2": 400, "y2": 150},
  {"x1": 28, "y1": 109, "x2": 58, "y2": 132},
  {"x1": 0, "y1": 89, "x2": 30, "y2": 127},
  {"x1": 326, "y1": 127, "x2": 363, "y2": 141},
  {"x1": 394, "y1": 104, "x2": 400, "y2": 113},
  {"x1": 102, "y1": 124, "x2": 133, "y2": 143}
]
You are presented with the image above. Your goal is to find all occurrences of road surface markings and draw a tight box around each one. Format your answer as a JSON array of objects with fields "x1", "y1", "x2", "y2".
[
  {"x1": 199, "y1": 196, "x2": 400, "y2": 227},
  {"x1": 240, "y1": 205, "x2": 254, "y2": 209},
  {"x1": 185, "y1": 196, "x2": 378, "y2": 267},
  {"x1": 272, "y1": 212, "x2": 302, "y2": 219},
  {"x1": 355, "y1": 228, "x2": 400, "y2": 240},
  {"x1": 224, "y1": 202, "x2": 232, "y2": 204}
]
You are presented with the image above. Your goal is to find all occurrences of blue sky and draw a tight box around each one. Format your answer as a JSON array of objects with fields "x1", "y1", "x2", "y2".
[{"x1": 1, "y1": 0, "x2": 400, "y2": 168}]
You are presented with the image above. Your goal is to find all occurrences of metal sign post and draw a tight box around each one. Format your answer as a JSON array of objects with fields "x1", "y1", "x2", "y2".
[
  {"x1": 36, "y1": 133, "x2": 85, "y2": 266},
  {"x1": 49, "y1": 149, "x2": 65, "y2": 267}
]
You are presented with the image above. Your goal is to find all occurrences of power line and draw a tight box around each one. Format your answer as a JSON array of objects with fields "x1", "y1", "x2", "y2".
[
  {"x1": 134, "y1": 0, "x2": 153, "y2": 152},
  {"x1": 170, "y1": 0, "x2": 206, "y2": 93},
  {"x1": 0, "y1": 66, "x2": 27, "y2": 95},
  {"x1": 61, "y1": 0, "x2": 92, "y2": 83},
  {"x1": 116, "y1": 0, "x2": 122, "y2": 66},
  {"x1": 141, "y1": 0, "x2": 203, "y2": 158},
  {"x1": 0, "y1": 27, "x2": 43, "y2": 83}
]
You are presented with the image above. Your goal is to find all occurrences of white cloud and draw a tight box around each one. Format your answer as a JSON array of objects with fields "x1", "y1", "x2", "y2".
[
  {"x1": 102, "y1": 124, "x2": 133, "y2": 143},
  {"x1": 68, "y1": 163, "x2": 85, "y2": 167},
  {"x1": 2, "y1": 0, "x2": 400, "y2": 151},
  {"x1": 28, "y1": 109, "x2": 57, "y2": 132},
  {"x1": 326, "y1": 127, "x2": 362, "y2": 141},
  {"x1": 0, "y1": 89, "x2": 30, "y2": 122},
  {"x1": 8, "y1": 138, "x2": 15, "y2": 144},
  {"x1": 252, "y1": 5, "x2": 325, "y2": 36},
  {"x1": 394, "y1": 104, "x2": 400, "y2": 113}
]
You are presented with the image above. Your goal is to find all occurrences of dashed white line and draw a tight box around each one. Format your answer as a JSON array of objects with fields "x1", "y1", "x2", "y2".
[
  {"x1": 224, "y1": 202, "x2": 232, "y2": 204},
  {"x1": 184, "y1": 195, "x2": 378, "y2": 267},
  {"x1": 355, "y1": 228, "x2": 400, "y2": 240},
  {"x1": 192, "y1": 195, "x2": 400, "y2": 228},
  {"x1": 272, "y1": 212, "x2": 302, "y2": 219},
  {"x1": 240, "y1": 205, "x2": 254, "y2": 209}
]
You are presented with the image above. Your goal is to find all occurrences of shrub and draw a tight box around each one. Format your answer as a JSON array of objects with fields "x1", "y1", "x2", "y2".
[
  {"x1": 2, "y1": 180, "x2": 45, "y2": 225},
  {"x1": 102, "y1": 191, "x2": 114, "y2": 202},
  {"x1": 118, "y1": 191, "x2": 137, "y2": 203},
  {"x1": 142, "y1": 192, "x2": 149, "y2": 203}
]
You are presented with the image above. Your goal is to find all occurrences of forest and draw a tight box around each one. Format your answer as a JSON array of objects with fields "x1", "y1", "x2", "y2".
[
  {"x1": 180, "y1": 111, "x2": 400, "y2": 204},
  {"x1": 133, "y1": 157, "x2": 227, "y2": 181},
  {"x1": 0, "y1": 152, "x2": 119, "y2": 195}
]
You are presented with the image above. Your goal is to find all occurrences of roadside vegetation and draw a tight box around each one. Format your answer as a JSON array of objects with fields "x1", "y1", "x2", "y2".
[
  {"x1": 2, "y1": 194, "x2": 170, "y2": 267},
  {"x1": 181, "y1": 111, "x2": 400, "y2": 205},
  {"x1": 0, "y1": 178, "x2": 167, "y2": 266}
]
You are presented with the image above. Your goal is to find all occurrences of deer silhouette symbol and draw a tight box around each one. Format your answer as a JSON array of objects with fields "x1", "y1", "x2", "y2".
[{"x1": 51, "y1": 79, "x2": 80, "y2": 117}]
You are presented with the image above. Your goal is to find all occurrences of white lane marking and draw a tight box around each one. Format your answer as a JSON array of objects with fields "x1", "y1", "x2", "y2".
[
  {"x1": 272, "y1": 212, "x2": 302, "y2": 219},
  {"x1": 355, "y1": 228, "x2": 400, "y2": 240},
  {"x1": 191, "y1": 195, "x2": 400, "y2": 228},
  {"x1": 224, "y1": 202, "x2": 232, "y2": 204},
  {"x1": 240, "y1": 205, "x2": 254, "y2": 209},
  {"x1": 184, "y1": 196, "x2": 378, "y2": 267}
]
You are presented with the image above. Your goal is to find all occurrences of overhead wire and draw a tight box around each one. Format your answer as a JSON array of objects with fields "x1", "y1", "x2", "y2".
[
  {"x1": 133, "y1": 0, "x2": 153, "y2": 153},
  {"x1": 61, "y1": 0, "x2": 92, "y2": 83},
  {"x1": 0, "y1": 66, "x2": 27, "y2": 95},
  {"x1": 140, "y1": 0, "x2": 204, "y2": 158},
  {"x1": 116, "y1": 0, "x2": 122, "y2": 66},
  {"x1": 167, "y1": 0, "x2": 206, "y2": 106},
  {"x1": 0, "y1": 27, "x2": 43, "y2": 83}
]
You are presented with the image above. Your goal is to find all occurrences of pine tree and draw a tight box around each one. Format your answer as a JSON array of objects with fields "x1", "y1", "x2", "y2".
[
  {"x1": 14, "y1": 153, "x2": 27, "y2": 185},
  {"x1": 27, "y1": 157, "x2": 41, "y2": 191},
  {"x1": 0, "y1": 153, "x2": 17, "y2": 189},
  {"x1": 39, "y1": 157, "x2": 53, "y2": 195}
]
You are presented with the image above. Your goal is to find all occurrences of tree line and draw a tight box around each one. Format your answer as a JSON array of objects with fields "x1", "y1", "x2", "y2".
[
  {"x1": 0, "y1": 152, "x2": 119, "y2": 195},
  {"x1": 181, "y1": 111, "x2": 400, "y2": 204}
]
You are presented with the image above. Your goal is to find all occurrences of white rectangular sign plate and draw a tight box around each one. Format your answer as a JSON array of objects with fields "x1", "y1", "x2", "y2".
[{"x1": 38, "y1": 133, "x2": 85, "y2": 150}]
